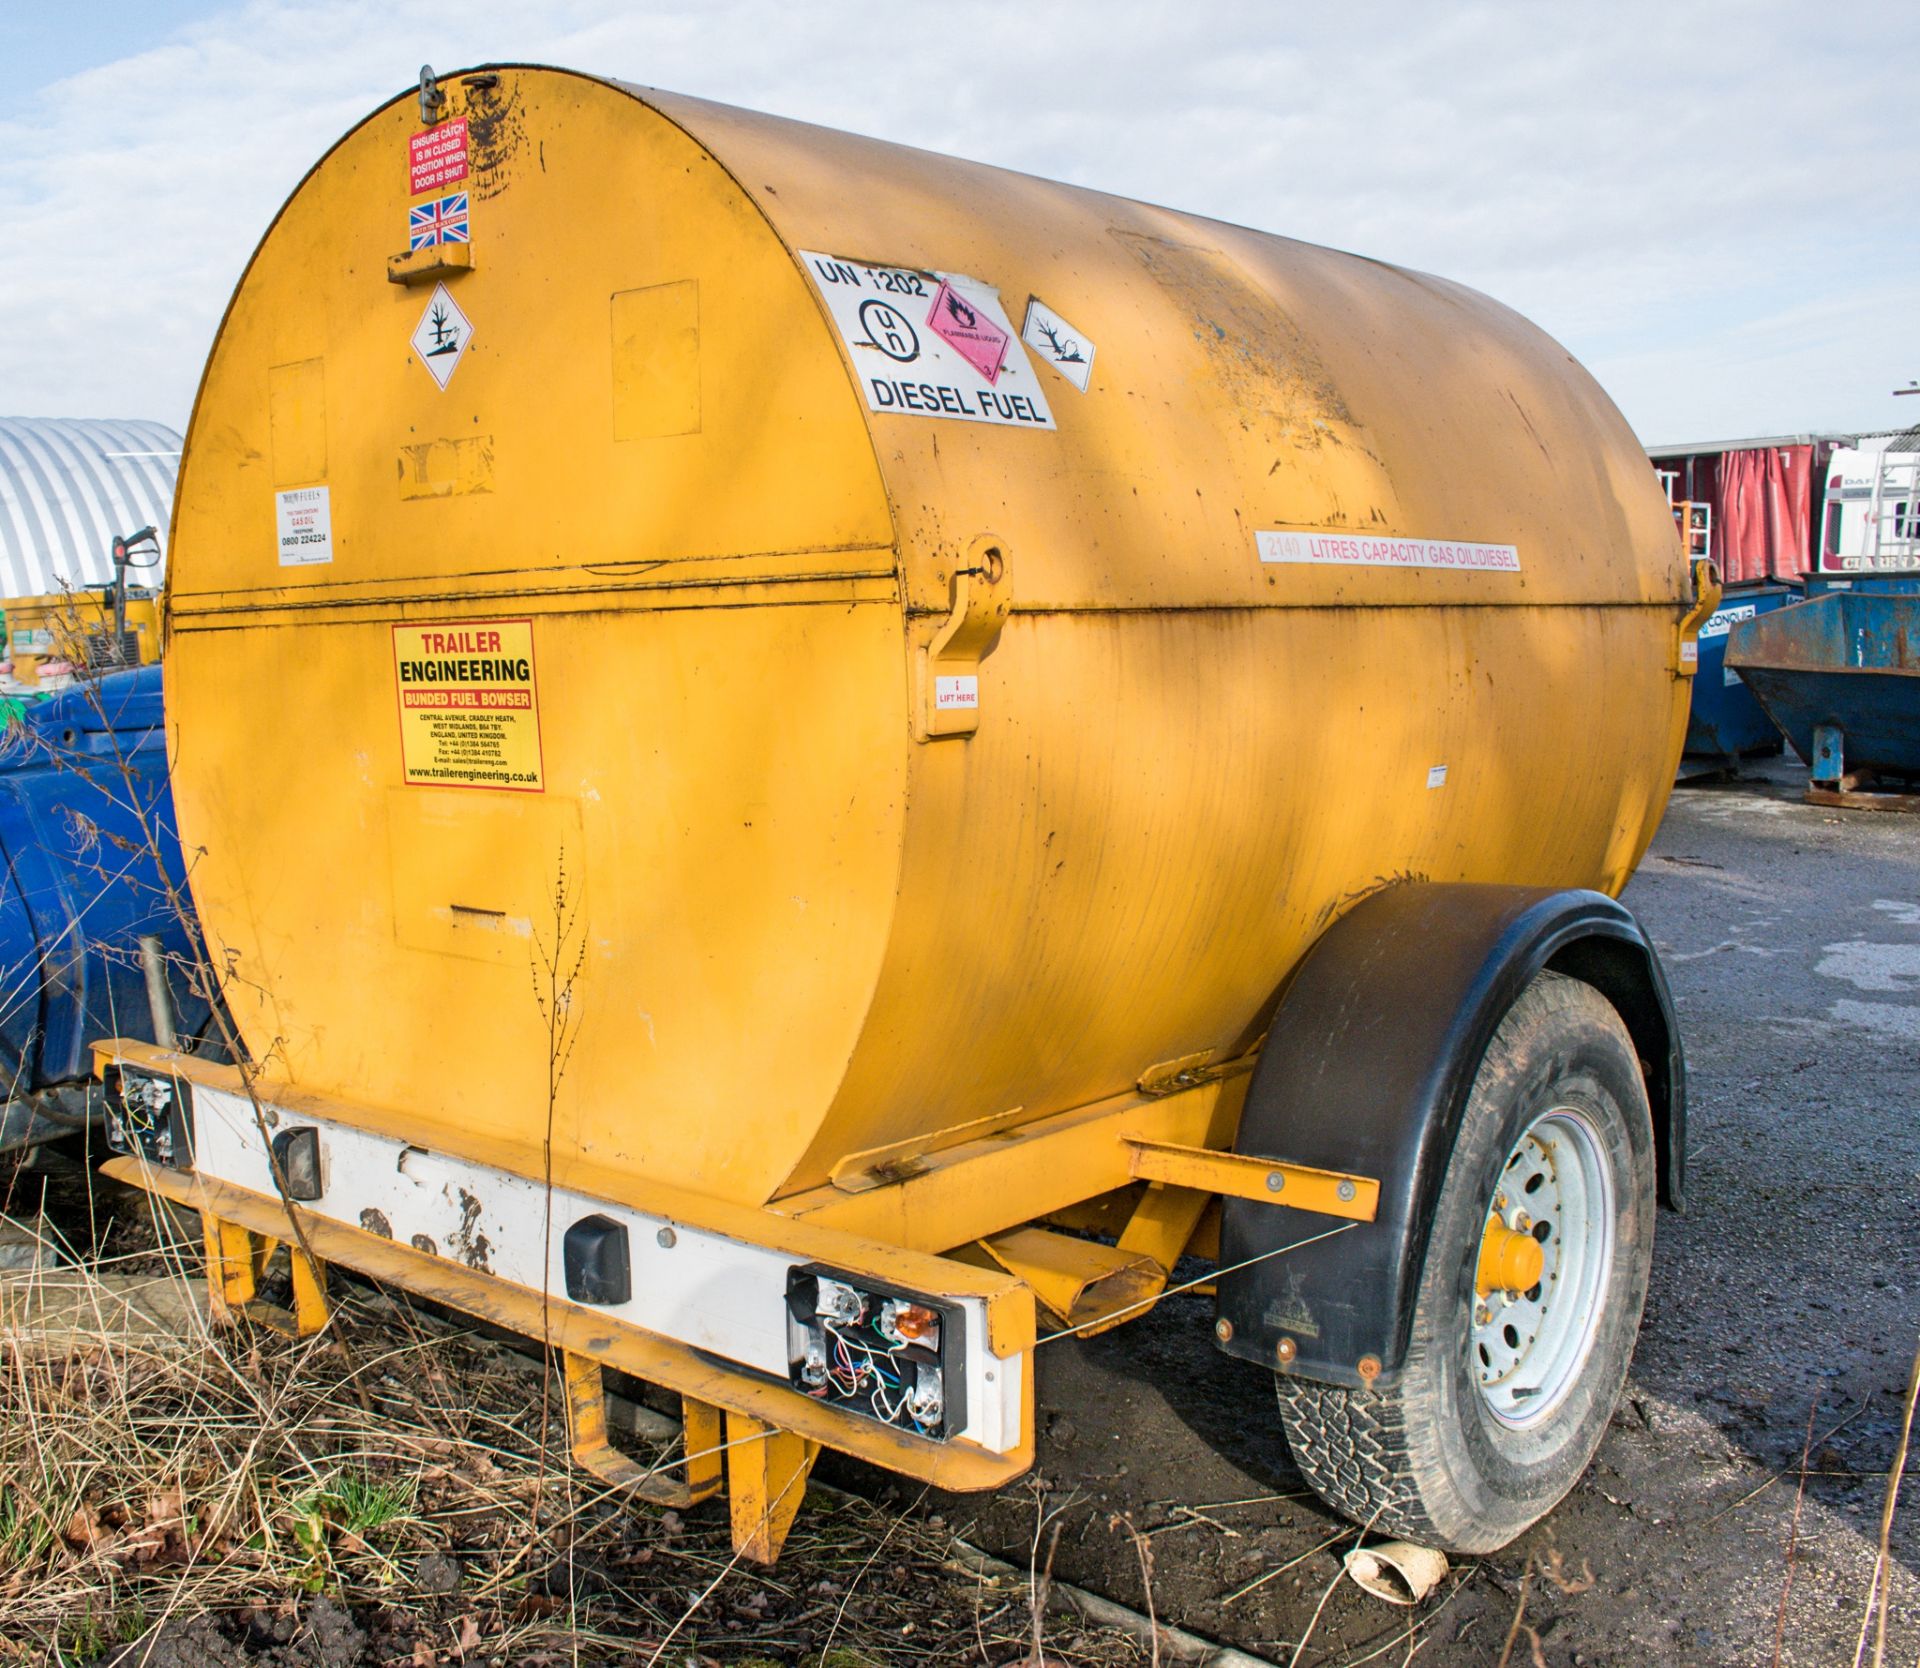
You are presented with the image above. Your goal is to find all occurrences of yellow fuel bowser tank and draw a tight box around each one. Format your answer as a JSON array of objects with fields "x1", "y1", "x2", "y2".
[{"x1": 104, "y1": 66, "x2": 1715, "y2": 1564}]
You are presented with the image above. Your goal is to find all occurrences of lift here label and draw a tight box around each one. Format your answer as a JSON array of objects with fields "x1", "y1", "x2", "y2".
[
  {"x1": 392, "y1": 619, "x2": 544, "y2": 792},
  {"x1": 1256, "y1": 530, "x2": 1522, "y2": 573},
  {"x1": 800, "y1": 252, "x2": 1055, "y2": 431}
]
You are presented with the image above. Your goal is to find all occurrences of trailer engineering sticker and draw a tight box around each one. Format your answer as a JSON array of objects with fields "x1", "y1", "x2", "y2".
[
  {"x1": 1256, "y1": 530, "x2": 1522, "y2": 573},
  {"x1": 275, "y1": 486, "x2": 333, "y2": 566},
  {"x1": 800, "y1": 252, "x2": 1055, "y2": 431},
  {"x1": 393, "y1": 620, "x2": 544, "y2": 791}
]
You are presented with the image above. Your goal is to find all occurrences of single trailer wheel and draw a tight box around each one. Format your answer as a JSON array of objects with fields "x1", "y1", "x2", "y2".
[{"x1": 1275, "y1": 971, "x2": 1657, "y2": 1554}]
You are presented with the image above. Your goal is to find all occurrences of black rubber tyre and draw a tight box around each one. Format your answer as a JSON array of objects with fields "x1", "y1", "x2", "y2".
[{"x1": 1274, "y1": 971, "x2": 1656, "y2": 1554}]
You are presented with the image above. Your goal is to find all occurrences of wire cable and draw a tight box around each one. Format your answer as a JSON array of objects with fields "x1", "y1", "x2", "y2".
[{"x1": 1034, "y1": 1221, "x2": 1361, "y2": 1346}]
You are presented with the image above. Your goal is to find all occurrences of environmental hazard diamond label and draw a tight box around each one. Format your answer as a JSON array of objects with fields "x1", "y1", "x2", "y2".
[
  {"x1": 410, "y1": 281, "x2": 472, "y2": 390},
  {"x1": 393, "y1": 619, "x2": 543, "y2": 791},
  {"x1": 799, "y1": 251, "x2": 1054, "y2": 431},
  {"x1": 1021, "y1": 298, "x2": 1095, "y2": 392}
]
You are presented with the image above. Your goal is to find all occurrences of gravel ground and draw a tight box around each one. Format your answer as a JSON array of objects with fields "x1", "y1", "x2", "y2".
[{"x1": 879, "y1": 754, "x2": 1920, "y2": 1666}]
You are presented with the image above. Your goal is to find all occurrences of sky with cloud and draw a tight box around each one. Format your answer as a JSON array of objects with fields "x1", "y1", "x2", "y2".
[{"x1": 3, "y1": 0, "x2": 1913, "y2": 446}]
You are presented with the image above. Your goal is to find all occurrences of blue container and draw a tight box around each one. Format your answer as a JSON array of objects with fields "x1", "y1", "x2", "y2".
[
  {"x1": 1685, "y1": 583, "x2": 1796, "y2": 763},
  {"x1": 0, "y1": 666, "x2": 217, "y2": 1148},
  {"x1": 1804, "y1": 573, "x2": 1920, "y2": 599},
  {"x1": 1727, "y1": 591, "x2": 1920, "y2": 781}
]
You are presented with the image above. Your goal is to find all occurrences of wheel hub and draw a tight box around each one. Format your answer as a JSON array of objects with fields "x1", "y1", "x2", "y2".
[
  {"x1": 1477, "y1": 1213, "x2": 1546, "y2": 1299},
  {"x1": 1471, "y1": 1108, "x2": 1615, "y2": 1428}
]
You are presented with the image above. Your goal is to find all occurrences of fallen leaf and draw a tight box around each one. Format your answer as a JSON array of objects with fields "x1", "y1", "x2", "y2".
[
  {"x1": 451, "y1": 1615, "x2": 481, "y2": 1662},
  {"x1": 64, "y1": 1506, "x2": 106, "y2": 1550}
]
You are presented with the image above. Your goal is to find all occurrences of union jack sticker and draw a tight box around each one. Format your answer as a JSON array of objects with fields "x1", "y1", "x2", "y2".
[{"x1": 409, "y1": 192, "x2": 470, "y2": 251}]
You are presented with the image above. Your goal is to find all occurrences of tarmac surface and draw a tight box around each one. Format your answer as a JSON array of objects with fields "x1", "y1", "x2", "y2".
[{"x1": 866, "y1": 755, "x2": 1920, "y2": 1666}]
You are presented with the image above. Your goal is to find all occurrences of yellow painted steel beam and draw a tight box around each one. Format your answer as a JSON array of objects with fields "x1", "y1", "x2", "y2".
[
  {"x1": 1114, "y1": 1183, "x2": 1217, "y2": 1277},
  {"x1": 1124, "y1": 1139, "x2": 1380, "y2": 1223},
  {"x1": 104, "y1": 1156, "x2": 1033, "y2": 1493},
  {"x1": 782, "y1": 1075, "x2": 1246, "y2": 1252},
  {"x1": 976, "y1": 1227, "x2": 1163, "y2": 1332}
]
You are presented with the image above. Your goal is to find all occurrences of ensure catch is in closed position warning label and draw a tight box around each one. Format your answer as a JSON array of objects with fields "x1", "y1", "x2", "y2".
[{"x1": 392, "y1": 620, "x2": 544, "y2": 791}]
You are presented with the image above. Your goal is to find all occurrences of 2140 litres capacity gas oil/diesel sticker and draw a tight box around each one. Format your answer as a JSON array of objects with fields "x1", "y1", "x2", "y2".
[{"x1": 392, "y1": 619, "x2": 544, "y2": 792}]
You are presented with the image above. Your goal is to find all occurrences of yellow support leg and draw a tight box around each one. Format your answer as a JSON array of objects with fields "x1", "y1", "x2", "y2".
[
  {"x1": 202, "y1": 1213, "x2": 260, "y2": 1321},
  {"x1": 201, "y1": 1212, "x2": 332, "y2": 1337},
  {"x1": 563, "y1": 1352, "x2": 724, "y2": 1507},
  {"x1": 288, "y1": 1247, "x2": 332, "y2": 1337},
  {"x1": 726, "y1": 1411, "x2": 819, "y2": 1565}
]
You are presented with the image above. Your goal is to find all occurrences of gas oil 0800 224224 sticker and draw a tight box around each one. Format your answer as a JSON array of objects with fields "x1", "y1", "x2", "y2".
[
  {"x1": 392, "y1": 620, "x2": 544, "y2": 791},
  {"x1": 800, "y1": 252, "x2": 1055, "y2": 431}
]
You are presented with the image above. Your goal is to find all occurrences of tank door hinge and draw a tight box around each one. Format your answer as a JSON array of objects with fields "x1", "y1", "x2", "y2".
[{"x1": 914, "y1": 537, "x2": 1011, "y2": 740}]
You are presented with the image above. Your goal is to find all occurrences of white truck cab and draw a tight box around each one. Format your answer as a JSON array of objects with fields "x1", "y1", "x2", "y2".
[{"x1": 1820, "y1": 433, "x2": 1920, "y2": 573}]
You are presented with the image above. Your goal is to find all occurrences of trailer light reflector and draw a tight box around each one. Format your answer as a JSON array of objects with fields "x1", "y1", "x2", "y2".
[
  {"x1": 269, "y1": 1126, "x2": 324, "y2": 1201},
  {"x1": 563, "y1": 1214, "x2": 632, "y2": 1305}
]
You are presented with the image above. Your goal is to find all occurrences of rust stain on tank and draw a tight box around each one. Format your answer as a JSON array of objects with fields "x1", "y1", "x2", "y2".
[
  {"x1": 463, "y1": 81, "x2": 525, "y2": 202},
  {"x1": 449, "y1": 1187, "x2": 493, "y2": 1272},
  {"x1": 410, "y1": 1233, "x2": 438, "y2": 1256},
  {"x1": 359, "y1": 1207, "x2": 393, "y2": 1239}
]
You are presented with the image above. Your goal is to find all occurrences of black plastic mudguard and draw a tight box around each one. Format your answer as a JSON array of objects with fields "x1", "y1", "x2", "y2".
[{"x1": 1214, "y1": 883, "x2": 1683, "y2": 1391}]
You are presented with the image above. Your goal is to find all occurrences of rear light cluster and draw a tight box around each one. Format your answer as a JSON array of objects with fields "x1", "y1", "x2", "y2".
[
  {"x1": 786, "y1": 1266, "x2": 962, "y2": 1439},
  {"x1": 104, "y1": 1068, "x2": 194, "y2": 1168}
]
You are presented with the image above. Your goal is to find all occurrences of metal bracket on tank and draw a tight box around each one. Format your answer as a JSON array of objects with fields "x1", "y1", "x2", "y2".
[
  {"x1": 915, "y1": 536, "x2": 1012, "y2": 740},
  {"x1": 1676, "y1": 557, "x2": 1722, "y2": 677},
  {"x1": 417, "y1": 64, "x2": 447, "y2": 124}
]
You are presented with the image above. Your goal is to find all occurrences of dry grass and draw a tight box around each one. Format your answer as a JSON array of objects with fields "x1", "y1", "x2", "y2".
[{"x1": 0, "y1": 1188, "x2": 1157, "y2": 1668}]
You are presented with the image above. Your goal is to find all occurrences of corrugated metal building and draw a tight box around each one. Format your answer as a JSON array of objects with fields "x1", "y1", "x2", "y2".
[{"x1": 0, "y1": 417, "x2": 181, "y2": 596}]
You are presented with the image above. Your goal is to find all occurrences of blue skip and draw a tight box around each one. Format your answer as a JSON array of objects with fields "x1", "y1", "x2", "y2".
[
  {"x1": 1726, "y1": 588, "x2": 1920, "y2": 794},
  {"x1": 0, "y1": 666, "x2": 221, "y2": 1151},
  {"x1": 1684, "y1": 584, "x2": 1796, "y2": 767}
]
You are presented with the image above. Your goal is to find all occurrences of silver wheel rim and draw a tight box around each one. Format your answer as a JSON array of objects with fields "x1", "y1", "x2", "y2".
[{"x1": 1472, "y1": 1107, "x2": 1615, "y2": 1429}]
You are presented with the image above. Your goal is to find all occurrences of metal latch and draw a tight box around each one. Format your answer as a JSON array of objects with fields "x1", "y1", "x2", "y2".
[
  {"x1": 915, "y1": 536, "x2": 1011, "y2": 740},
  {"x1": 1676, "y1": 556, "x2": 1722, "y2": 677}
]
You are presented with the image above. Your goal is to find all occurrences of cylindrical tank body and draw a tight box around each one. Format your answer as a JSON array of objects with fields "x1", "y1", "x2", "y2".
[{"x1": 164, "y1": 69, "x2": 1691, "y2": 1213}]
